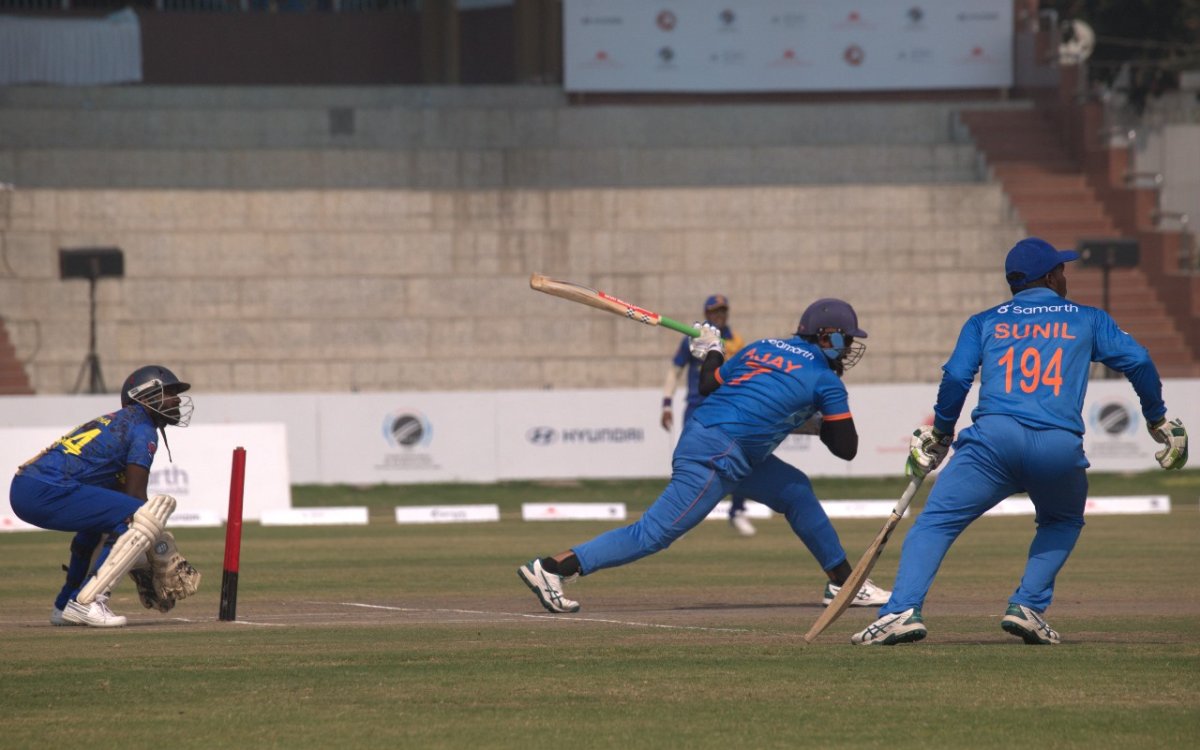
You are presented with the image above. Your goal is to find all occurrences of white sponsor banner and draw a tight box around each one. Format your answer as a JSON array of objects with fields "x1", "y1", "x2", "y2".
[
  {"x1": 261, "y1": 507, "x2": 369, "y2": 526},
  {"x1": 0, "y1": 424, "x2": 290, "y2": 522},
  {"x1": 522, "y1": 502, "x2": 628, "y2": 521},
  {"x1": 564, "y1": 0, "x2": 1013, "y2": 92},
  {"x1": 168, "y1": 509, "x2": 223, "y2": 528},
  {"x1": 1, "y1": 380, "x2": 1194, "y2": 484},
  {"x1": 317, "y1": 393, "x2": 496, "y2": 484},
  {"x1": 394, "y1": 505, "x2": 501, "y2": 524},
  {"x1": 819, "y1": 500, "x2": 896, "y2": 519},
  {"x1": 1086, "y1": 496, "x2": 1171, "y2": 514},
  {"x1": 497, "y1": 389, "x2": 671, "y2": 480},
  {"x1": 983, "y1": 495, "x2": 1172, "y2": 516},
  {"x1": 704, "y1": 499, "x2": 773, "y2": 520}
]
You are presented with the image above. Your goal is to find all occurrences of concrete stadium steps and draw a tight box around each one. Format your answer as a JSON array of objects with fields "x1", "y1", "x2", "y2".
[
  {"x1": 1067, "y1": 268, "x2": 1200, "y2": 374},
  {"x1": 959, "y1": 107, "x2": 1198, "y2": 377},
  {"x1": 0, "y1": 85, "x2": 571, "y2": 110},
  {"x1": 0, "y1": 92, "x2": 1019, "y2": 149},
  {"x1": 0, "y1": 319, "x2": 33, "y2": 395},
  {"x1": 0, "y1": 144, "x2": 981, "y2": 189},
  {"x1": 0, "y1": 87, "x2": 1030, "y2": 189},
  {"x1": 0, "y1": 184, "x2": 1025, "y2": 393}
]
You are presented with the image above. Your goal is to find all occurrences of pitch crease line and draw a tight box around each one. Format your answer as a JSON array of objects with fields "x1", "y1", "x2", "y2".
[{"x1": 340, "y1": 602, "x2": 750, "y2": 633}]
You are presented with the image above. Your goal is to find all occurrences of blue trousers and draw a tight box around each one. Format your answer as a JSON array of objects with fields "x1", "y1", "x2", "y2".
[
  {"x1": 10, "y1": 474, "x2": 141, "y2": 608},
  {"x1": 683, "y1": 401, "x2": 747, "y2": 517},
  {"x1": 573, "y1": 423, "x2": 847, "y2": 575},
  {"x1": 881, "y1": 415, "x2": 1088, "y2": 616}
]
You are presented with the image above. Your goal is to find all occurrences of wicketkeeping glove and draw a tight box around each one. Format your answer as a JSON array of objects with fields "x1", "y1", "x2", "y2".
[
  {"x1": 689, "y1": 322, "x2": 725, "y2": 361},
  {"x1": 905, "y1": 425, "x2": 953, "y2": 478},
  {"x1": 1148, "y1": 417, "x2": 1188, "y2": 470},
  {"x1": 127, "y1": 530, "x2": 201, "y2": 613}
]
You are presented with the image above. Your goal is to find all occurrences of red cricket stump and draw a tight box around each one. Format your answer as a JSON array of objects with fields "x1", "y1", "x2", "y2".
[{"x1": 219, "y1": 446, "x2": 246, "y2": 622}]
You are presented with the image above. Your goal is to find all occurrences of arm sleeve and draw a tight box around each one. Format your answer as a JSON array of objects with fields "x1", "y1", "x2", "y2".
[
  {"x1": 819, "y1": 417, "x2": 858, "y2": 461},
  {"x1": 933, "y1": 315, "x2": 984, "y2": 435},
  {"x1": 1091, "y1": 309, "x2": 1167, "y2": 422},
  {"x1": 698, "y1": 351, "x2": 725, "y2": 395},
  {"x1": 813, "y1": 371, "x2": 856, "y2": 459}
]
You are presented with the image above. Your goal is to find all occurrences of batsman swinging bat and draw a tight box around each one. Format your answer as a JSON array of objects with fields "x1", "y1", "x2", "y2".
[
  {"x1": 802, "y1": 475, "x2": 925, "y2": 644},
  {"x1": 530, "y1": 273, "x2": 699, "y2": 337}
]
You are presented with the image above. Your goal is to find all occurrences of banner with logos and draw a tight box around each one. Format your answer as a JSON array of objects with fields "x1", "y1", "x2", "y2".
[
  {"x1": 315, "y1": 392, "x2": 497, "y2": 484},
  {"x1": 0, "y1": 423, "x2": 290, "y2": 522},
  {"x1": 564, "y1": 0, "x2": 1013, "y2": 92},
  {"x1": 496, "y1": 389, "x2": 672, "y2": 479},
  {"x1": 0, "y1": 380, "x2": 1193, "y2": 487}
]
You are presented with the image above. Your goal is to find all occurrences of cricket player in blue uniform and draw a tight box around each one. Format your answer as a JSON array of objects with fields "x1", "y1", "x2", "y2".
[
  {"x1": 853, "y1": 238, "x2": 1189, "y2": 646},
  {"x1": 519, "y1": 298, "x2": 891, "y2": 613},
  {"x1": 10, "y1": 365, "x2": 194, "y2": 627},
  {"x1": 661, "y1": 294, "x2": 757, "y2": 535}
]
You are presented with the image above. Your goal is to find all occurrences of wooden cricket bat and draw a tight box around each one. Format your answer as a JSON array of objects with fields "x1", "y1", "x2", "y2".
[
  {"x1": 530, "y1": 273, "x2": 699, "y2": 337},
  {"x1": 802, "y1": 475, "x2": 924, "y2": 644}
]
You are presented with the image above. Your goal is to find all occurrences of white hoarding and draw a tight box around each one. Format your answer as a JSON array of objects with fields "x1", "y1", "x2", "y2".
[
  {"x1": 564, "y1": 0, "x2": 1013, "y2": 92},
  {"x1": 496, "y1": 389, "x2": 672, "y2": 480},
  {"x1": 316, "y1": 392, "x2": 497, "y2": 484},
  {"x1": 1, "y1": 380, "x2": 1194, "y2": 486},
  {"x1": 0, "y1": 423, "x2": 291, "y2": 522}
]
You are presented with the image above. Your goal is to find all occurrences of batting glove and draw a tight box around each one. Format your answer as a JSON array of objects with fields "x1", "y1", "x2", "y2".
[
  {"x1": 1148, "y1": 417, "x2": 1188, "y2": 470},
  {"x1": 689, "y1": 322, "x2": 725, "y2": 361},
  {"x1": 905, "y1": 425, "x2": 952, "y2": 478}
]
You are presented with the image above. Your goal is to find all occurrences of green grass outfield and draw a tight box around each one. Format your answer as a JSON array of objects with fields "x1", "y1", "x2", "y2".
[{"x1": 2, "y1": 471, "x2": 1197, "y2": 749}]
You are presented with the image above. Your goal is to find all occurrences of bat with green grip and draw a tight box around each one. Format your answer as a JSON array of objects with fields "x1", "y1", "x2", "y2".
[{"x1": 530, "y1": 273, "x2": 699, "y2": 337}]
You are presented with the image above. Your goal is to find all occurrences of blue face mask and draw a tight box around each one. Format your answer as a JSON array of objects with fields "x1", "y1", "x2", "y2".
[{"x1": 822, "y1": 332, "x2": 845, "y2": 361}]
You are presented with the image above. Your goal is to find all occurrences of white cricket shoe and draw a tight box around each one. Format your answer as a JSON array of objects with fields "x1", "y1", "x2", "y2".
[
  {"x1": 851, "y1": 607, "x2": 927, "y2": 646},
  {"x1": 61, "y1": 593, "x2": 127, "y2": 628},
  {"x1": 1001, "y1": 603, "x2": 1060, "y2": 645},
  {"x1": 50, "y1": 607, "x2": 83, "y2": 626},
  {"x1": 822, "y1": 578, "x2": 891, "y2": 607},
  {"x1": 729, "y1": 510, "x2": 757, "y2": 537},
  {"x1": 517, "y1": 559, "x2": 581, "y2": 614}
]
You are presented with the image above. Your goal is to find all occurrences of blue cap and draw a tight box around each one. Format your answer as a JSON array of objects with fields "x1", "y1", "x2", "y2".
[
  {"x1": 797, "y1": 298, "x2": 867, "y2": 338},
  {"x1": 704, "y1": 294, "x2": 729, "y2": 311},
  {"x1": 1005, "y1": 237, "x2": 1079, "y2": 285}
]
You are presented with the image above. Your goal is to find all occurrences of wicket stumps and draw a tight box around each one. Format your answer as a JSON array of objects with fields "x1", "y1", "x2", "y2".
[{"x1": 219, "y1": 446, "x2": 246, "y2": 622}]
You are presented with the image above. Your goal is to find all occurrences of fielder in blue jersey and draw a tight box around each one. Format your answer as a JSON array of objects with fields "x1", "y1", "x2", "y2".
[
  {"x1": 853, "y1": 238, "x2": 1189, "y2": 646},
  {"x1": 661, "y1": 294, "x2": 756, "y2": 535},
  {"x1": 519, "y1": 298, "x2": 893, "y2": 614},
  {"x1": 9, "y1": 365, "x2": 194, "y2": 627}
]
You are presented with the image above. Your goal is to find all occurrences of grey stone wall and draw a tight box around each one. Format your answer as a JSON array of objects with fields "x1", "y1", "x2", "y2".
[{"x1": 0, "y1": 185, "x2": 1023, "y2": 394}]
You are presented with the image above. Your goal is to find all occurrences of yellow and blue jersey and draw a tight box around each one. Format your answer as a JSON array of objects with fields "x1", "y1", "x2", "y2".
[
  {"x1": 19, "y1": 405, "x2": 159, "y2": 488},
  {"x1": 672, "y1": 325, "x2": 745, "y2": 410}
]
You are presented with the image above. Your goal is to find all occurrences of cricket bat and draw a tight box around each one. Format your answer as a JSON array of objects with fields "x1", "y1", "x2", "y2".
[
  {"x1": 802, "y1": 475, "x2": 924, "y2": 644},
  {"x1": 530, "y1": 273, "x2": 699, "y2": 337}
]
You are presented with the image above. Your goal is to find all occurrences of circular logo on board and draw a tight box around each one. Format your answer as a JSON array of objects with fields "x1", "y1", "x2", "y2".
[
  {"x1": 383, "y1": 411, "x2": 433, "y2": 448},
  {"x1": 1090, "y1": 401, "x2": 1137, "y2": 437}
]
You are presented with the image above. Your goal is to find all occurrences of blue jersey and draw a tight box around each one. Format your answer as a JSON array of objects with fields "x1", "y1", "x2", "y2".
[
  {"x1": 17, "y1": 405, "x2": 159, "y2": 489},
  {"x1": 693, "y1": 336, "x2": 851, "y2": 464},
  {"x1": 672, "y1": 324, "x2": 742, "y2": 410},
  {"x1": 933, "y1": 287, "x2": 1166, "y2": 436}
]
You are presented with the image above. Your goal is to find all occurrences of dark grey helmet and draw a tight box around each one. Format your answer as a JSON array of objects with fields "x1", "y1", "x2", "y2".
[{"x1": 120, "y1": 365, "x2": 193, "y2": 427}]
